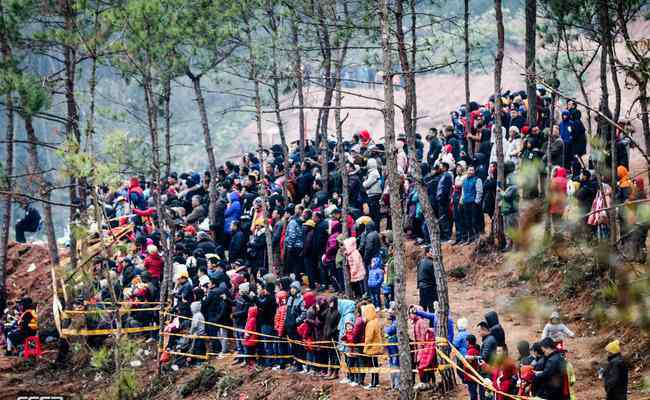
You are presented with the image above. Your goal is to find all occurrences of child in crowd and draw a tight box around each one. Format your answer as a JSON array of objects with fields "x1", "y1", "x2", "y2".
[{"x1": 367, "y1": 257, "x2": 384, "y2": 309}]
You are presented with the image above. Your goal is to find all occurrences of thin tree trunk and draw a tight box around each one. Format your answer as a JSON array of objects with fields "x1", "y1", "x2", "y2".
[
  {"x1": 23, "y1": 115, "x2": 59, "y2": 267},
  {"x1": 525, "y1": 0, "x2": 537, "y2": 127},
  {"x1": 596, "y1": 0, "x2": 617, "y2": 250},
  {"x1": 396, "y1": 0, "x2": 452, "y2": 371},
  {"x1": 291, "y1": 14, "x2": 306, "y2": 161},
  {"x1": 332, "y1": 4, "x2": 352, "y2": 298},
  {"x1": 267, "y1": 1, "x2": 291, "y2": 206},
  {"x1": 163, "y1": 78, "x2": 172, "y2": 177},
  {"x1": 409, "y1": 0, "x2": 417, "y2": 130},
  {"x1": 493, "y1": 0, "x2": 506, "y2": 248},
  {"x1": 379, "y1": 0, "x2": 414, "y2": 397},
  {"x1": 317, "y1": 2, "x2": 333, "y2": 193},
  {"x1": 608, "y1": 42, "x2": 622, "y2": 123},
  {"x1": 0, "y1": 10, "x2": 14, "y2": 312},
  {"x1": 561, "y1": 26, "x2": 596, "y2": 135},
  {"x1": 189, "y1": 74, "x2": 219, "y2": 228},
  {"x1": 464, "y1": 0, "x2": 471, "y2": 142},
  {"x1": 63, "y1": 0, "x2": 79, "y2": 271},
  {"x1": 0, "y1": 97, "x2": 13, "y2": 314},
  {"x1": 640, "y1": 84, "x2": 650, "y2": 185},
  {"x1": 246, "y1": 21, "x2": 274, "y2": 272}
]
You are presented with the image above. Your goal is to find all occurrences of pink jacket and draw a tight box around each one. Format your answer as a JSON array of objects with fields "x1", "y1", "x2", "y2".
[{"x1": 343, "y1": 237, "x2": 366, "y2": 283}]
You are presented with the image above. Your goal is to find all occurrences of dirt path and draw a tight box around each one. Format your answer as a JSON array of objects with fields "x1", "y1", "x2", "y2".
[{"x1": 420, "y1": 242, "x2": 644, "y2": 400}]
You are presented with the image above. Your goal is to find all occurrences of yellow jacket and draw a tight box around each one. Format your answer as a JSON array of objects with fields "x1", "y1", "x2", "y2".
[{"x1": 363, "y1": 304, "x2": 384, "y2": 356}]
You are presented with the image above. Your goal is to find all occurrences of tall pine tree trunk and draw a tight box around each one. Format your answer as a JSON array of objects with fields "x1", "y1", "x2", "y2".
[
  {"x1": 0, "y1": 17, "x2": 14, "y2": 313},
  {"x1": 291, "y1": 14, "x2": 306, "y2": 161},
  {"x1": 63, "y1": 0, "x2": 80, "y2": 271},
  {"x1": 464, "y1": 0, "x2": 471, "y2": 140},
  {"x1": 333, "y1": 6, "x2": 352, "y2": 298},
  {"x1": 525, "y1": 0, "x2": 537, "y2": 127},
  {"x1": 246, "y1": 21, "x2": 274, "y2": 272},
  {"x1": 379, "y1": 0, "x2": 414, "y2": 397},
  {"x1": 23, "y1": 114, "x2": 59, "y2": 267},
  {"x1": 493, "y1": 0, "x2": 506, "y2": 248},
  {"x1": 163, "y1": 78, "x2": 172, "y2": 177},
  {"x1": 189, "y1": 74, "x2": 219, "y2": 229},
  {"x1": 0, "y1": 97, "x2": 13, "y2": 313}
]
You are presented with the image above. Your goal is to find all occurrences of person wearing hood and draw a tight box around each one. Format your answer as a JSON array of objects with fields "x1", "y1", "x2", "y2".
[
  {"x1": 549, "y1": 166, "x2": 569, "y2": 224},
  {"x1": 362, "y1": 304, "x2": 383, "y2": 389},
  {"x1": 602, "y1": 340, "x2": 628, "y2": 400},
  {"x1": 285, "y1": 281, "x2": 306, "y2": 372},
  {"x1": 224, "y1": 191, "x2": 242, "y2": 239},
  {"x1": 322, "y1": 221, "x2": 343, "y2": 293},
  {"x1": 361, "y1": 220, "x2": 381, "y2": 269},
  {"x1": 485, "y1": 311, "x2": 506, "y2": 347},
  {"x1": 542, "y1": 311, "x2": 575, "y2": 348},
  {"x1": 189, "y1": 301, "x2": 206, "y2": 357},
  {"x1": 436, "y1": 143, "x2": 456, "y2": 172},
  {"x1": 559, "y1": 110, "x2": 574, "y2": 168},
  {"x1": 517, "y1": 340, "x2": 535, "y2": 367},
  {"x1": 344, "y1": 237, "x2": 366, "y2": 298},
  {"x1": 363, "y1": 157, "x2": 383, "y2": 224},
  {"x1": 232, "y1": 282, "x2": 252, "y2": 365}
]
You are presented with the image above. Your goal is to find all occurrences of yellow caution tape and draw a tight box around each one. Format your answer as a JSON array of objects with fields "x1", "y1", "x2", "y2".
[{"x1": 61, "y1": 325, "x2": 159, "y2": 336}]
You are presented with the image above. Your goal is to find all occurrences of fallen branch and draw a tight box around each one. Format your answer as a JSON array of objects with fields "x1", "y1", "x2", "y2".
[{"x1": 0, "y1": 190, "x2": 78, "y2": 208}]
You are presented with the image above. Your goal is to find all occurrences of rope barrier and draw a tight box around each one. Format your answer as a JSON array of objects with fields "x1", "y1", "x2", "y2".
[{"x1": 61, "y1": 325, "x2": 159, "y2": 336}]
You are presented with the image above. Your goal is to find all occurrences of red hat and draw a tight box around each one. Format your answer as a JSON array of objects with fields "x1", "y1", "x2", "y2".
[
  {"x1": 359, "y1": 130, "x2": 371, "y2": 145},
  {"x1": 444, "y1": 144, "x2": 452, "y2": 153},
  {"x1": 166, "y1": 187, "x2": 177, "y2": 197},
  {"x1": 183, "y1": 225, "x2": 197, "y2": 236},
  {"x1": 521, "y1": 126, "x2": 530, "y2": 136}
]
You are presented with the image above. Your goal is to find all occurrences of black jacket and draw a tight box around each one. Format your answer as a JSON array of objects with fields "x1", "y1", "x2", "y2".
[
  {"x1": 232, "y1": 295, "x2": 251, "y2": 327},
  {"x1": 533, "y1": 351, "x2": 568, "y2": 400},
  {"x1": 362, "y1": 223, "x2": 381, "y2": 267},
  {"x1": 416, "y1": 257, "x2": 436, "y2": 290},
  {"x1": 229, "y1": 230, "x2": 246, "y2": 262},
  {"x1": 480, "y1": 333, "x2": 498, "y2": 364},
  {"x1": 256, "y1": 292, "x2": 277, "y2": 327},
  {"x1": 604, "y1": 354, "x2": 628, "y2": 400},
  {"x1": 485, "y1": 311, "x2": 506, "y2": 347}
]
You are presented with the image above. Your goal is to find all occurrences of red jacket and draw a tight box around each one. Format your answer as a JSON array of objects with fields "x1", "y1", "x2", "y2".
[
  {"x1": 244, "y1": 306, "x2": 258, "y2": 348},
  {"x1": 143, "y1": 252, "x2": 164, "y2": 279},
  {"x1": 417, "y1": 329, "x2": 437, "y2": 379},
  {"x1": 491, "y1": 360, "x2": 517, "y2": 400},
  {"x1": 274, "y1": 291, "x2": 288, "y2": 336}
]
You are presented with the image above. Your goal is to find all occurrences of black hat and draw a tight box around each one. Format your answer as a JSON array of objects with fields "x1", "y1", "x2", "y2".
[{"x1": 285, "y1": 203, "x2": 295, "y2": 214}]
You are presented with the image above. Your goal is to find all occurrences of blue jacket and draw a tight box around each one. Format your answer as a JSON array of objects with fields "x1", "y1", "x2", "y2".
[
  {"x1": 224, "y1": 192, "x2": 241, "y2": 235},
  {"x1": 285, "y1": 216, "x2": 304, "y2": 250},
  {"x1": 415, "y1": 309, "x2": 455, "y2": 343},
  {"x1": 559, "y1": 110, "x2": 573, "y2": 147},
  {"x1": 385, "y1": 319, "x2": 399, "y2": 365},
  {"x1": 367, "y1": 257, "x2": 384, "y2": 289},
  {"x1": 462, "y1": 175, "x2": 483, "y2": 205},
  {"x1": 436, "y1": 171, "x2": 453, "y2": 203},
  {"x1": 452, "y1": 327, "x2": 470, "y2": 356}
]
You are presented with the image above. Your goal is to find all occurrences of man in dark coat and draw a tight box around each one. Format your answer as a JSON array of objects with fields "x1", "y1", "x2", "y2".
[
  {"x1": 533, "y1": 338, "x2": 569, "y2": 400},
  {"x1": 416, "y1": 247, "x2": 437, "y2": 312},
  {"x1": 256, "y1": 282, "x2": 278, "y2": 367},
  {"x1": 362, "y1": 221, "x2": 381, "y2": 269},
  {"x1": 228, "y1": 221, "x2": 246, "y2": 263},
  {"x1": 15, "y1": 202, "x2": 41, "y2": 243},
  {"x1": 603, "y1": 340, "x2": 628, "y2": 400},
  {"x1": 436, "y1": 162, "x2": 453, "y2": 242},
  {"x1": 485, "y1": 310, "x2": 506, "y2": 347}
]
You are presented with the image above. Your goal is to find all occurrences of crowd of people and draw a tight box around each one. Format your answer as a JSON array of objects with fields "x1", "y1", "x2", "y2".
[{"x1": 3, "y1": 85, "x2": 636, "y2": 399}]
